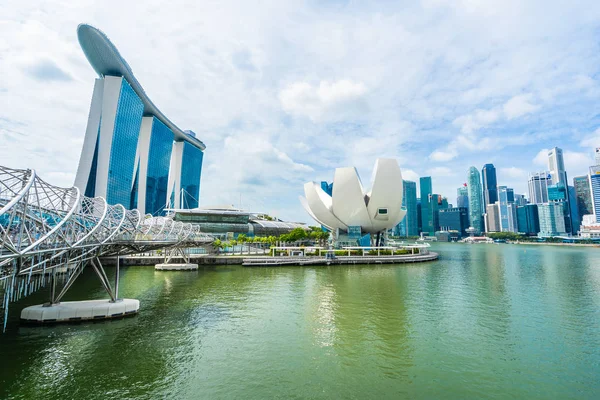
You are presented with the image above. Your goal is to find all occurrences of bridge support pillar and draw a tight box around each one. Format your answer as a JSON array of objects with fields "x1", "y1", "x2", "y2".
[{"x1": 155, "y1": 247, "x2": 198, "y2": 271}]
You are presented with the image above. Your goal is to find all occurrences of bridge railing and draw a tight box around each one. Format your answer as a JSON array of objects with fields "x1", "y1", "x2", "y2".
[{"x1": 0, "y1": 165, "x2": 213, "y2": 329}]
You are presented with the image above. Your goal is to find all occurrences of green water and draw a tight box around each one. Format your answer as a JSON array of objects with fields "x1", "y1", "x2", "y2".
[{"x1": 1, "y1": 243, "x2": 600, "y2": 399}]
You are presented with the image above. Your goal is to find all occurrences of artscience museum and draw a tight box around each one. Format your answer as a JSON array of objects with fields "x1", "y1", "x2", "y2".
[{"x1": 300, "y1": 158, "x2": 406, "y2": 246}]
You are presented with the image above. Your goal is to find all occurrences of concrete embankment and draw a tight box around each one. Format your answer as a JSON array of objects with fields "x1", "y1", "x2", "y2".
[
  {"x1": 102, "y1": 252, "x2": 439, "y2": 267},
  {"x1": 242, "y1": 252, "x2": 438, "y2": 266}
]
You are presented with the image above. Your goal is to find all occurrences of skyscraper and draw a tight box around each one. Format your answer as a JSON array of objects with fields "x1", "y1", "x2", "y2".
[
  {"x1": 589, "y1": 166, "x2": 600, "y2": 222},
  {"x1": 74, "y1": 24, "x2": 206, "y2": 215},
  {"x1": 547, "y1": 183, "x2": 572, "y2": 234},
  {"x1": 481, "y1": 164, "x2": 498, "y2": 208},
  {"x1": 430, "y1": 194, "x2": 443, "y2": 233},
  {"x1": 485, "y1": 203, "x2": 500, "y2": 232},
  {"x1": 548, "y1": 147, "x2": 567, "y2": 186},
  {"x1": 457, "y1": 185, "x2": 469, "y2": 209},
  {"x1": 514, "y1": 194, "x2": 527, "y2": 206},
  {"x1": 574, "y1": 175, "x2": 593, "y2": 218},
  {"x1": 420, "y1": 177, "x2": 433, "y2": 235},
  {"x1": 528, "y1": 172, "x2": 551, "y2": 204},
  {"x1": 439, "y1": 207, "x2": 469, "y2": 237},
  {"x1": 595, "y1": 148, "x2": 600, "y2": 166},
  {"x1": 516, "y1": 204, "x2": 540, "y2": 235},
  {"x1": 547, "y1": 147, "x2": 573, "y2": 232},
  {"x1": 396, "y1": 180, "x2": 418, "y2": 237},
  {"x1": 538, "y1": 203, "x2": 567, "y2": 237},
  {"x1": 467, "y1": 167, "x2": 484, "y2": 233},
  {"x1": 498, "y1": 186, "x2": 517, "y2": 232}
]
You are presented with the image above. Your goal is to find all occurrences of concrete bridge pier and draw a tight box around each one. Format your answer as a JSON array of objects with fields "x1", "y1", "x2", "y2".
[
  {"x1": 20, "y1": 256, "x2": 140, "y2": 324},
  {"x1": 155, "y1": 247, "x2": 198, "y2": 271}
]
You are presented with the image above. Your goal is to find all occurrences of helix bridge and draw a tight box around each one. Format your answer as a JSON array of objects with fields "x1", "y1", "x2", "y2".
[{"x1": 0, "y1": 165, "x2": 213, "y2": 330}]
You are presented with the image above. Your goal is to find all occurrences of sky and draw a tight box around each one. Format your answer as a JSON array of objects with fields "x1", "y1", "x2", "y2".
[{"x1": 2, "y1": 0, "x2": 600, "y2": 224}]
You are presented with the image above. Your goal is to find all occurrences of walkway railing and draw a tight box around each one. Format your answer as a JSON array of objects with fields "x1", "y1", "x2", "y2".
[{"x1": 0, "y1": 165, "x2": 213, "y2": 329}]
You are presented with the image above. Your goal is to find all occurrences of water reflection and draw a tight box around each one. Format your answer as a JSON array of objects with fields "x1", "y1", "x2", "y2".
[{"x1": 1, "y1": 244, "x2": 600, "y2": 399}]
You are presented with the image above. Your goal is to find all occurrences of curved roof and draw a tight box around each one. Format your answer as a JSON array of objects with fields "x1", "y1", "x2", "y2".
[{"x1": 77, "y1": 24, "x2": 206, "y2": 151}]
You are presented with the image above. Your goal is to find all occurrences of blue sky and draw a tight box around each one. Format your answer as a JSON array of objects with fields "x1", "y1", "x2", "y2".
[{"x1": 1, "y1": 0, "x2": 600, "y2": 224}]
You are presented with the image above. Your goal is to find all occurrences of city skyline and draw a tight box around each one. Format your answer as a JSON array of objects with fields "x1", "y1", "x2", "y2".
[{"x1": 2, "y1": 1, "x2": 600, "y2": 224}]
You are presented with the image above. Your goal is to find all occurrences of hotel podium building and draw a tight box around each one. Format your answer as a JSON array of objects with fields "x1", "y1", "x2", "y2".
[{"x1": 74, "y1": 24, "x2": 206, "y2": 215}]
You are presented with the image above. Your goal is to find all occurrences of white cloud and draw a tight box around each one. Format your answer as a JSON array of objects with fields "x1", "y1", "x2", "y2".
[
  {"x1": 564, "y1": 150, "x2": 595, "y2": 178},
  {"x1": 429, "y1": 149, "x2": 458, "y2": 162},
  {"x1": 533, "y1": 148, "x2": 549, "y2": 168},
  {"x1": 498, "y1": 167, "x2": 527, "y2": 179},
  {"x1": 503, "y1": 93, "x2": 541, "y2": 120},
  {"x1": 279, "y1": 80, "x2": 367, "y2": 122},
  {"x1": 1, "y1": 0, "x2": 600, "y2": 222},
  {"x1": 579, "y1": 127, "x2": 600, "y2": 148},
  {"x1": 427, "y1": 166, "x2": 455, "y2": 177},
  {"x1": 453, "y1": 108, "x2": 501, "y2": 134}
]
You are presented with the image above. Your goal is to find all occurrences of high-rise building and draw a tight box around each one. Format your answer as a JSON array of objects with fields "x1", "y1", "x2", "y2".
[
  {"x1": 420, "y1": 177, "x2": 433, "y2": 235},
  {"x1": 595, "y1": 148, "x2": 600, "y2": 166},
  {"x1": 548, "y1": 147, "x2": 567, "y2": 186},
  {"x1": 547, "y1": 182, "x2": 574, "y2": 234},
  {"x1": 516, "y1": 204, "x2": 540, "y2": 235},
  {"x1": 395, "y1": 180, "x2": 418, "y2": 237},
  {"x1": 481, "y1": 164, "x2": 498, "y2": 208},
  {"x1": 439, "y1": 207, "x2": 469, "y2": 237},
  {"x1": 574, "y1": 175, "x2": 593, "y2": 219},
  {"x1": 497, "y1": 186, "x2": 518, "y2": 233},
  {"x1": 320, "y1": 181, "x2": 333, "y2": 196},
  {"x1": 485, "y1": 203, "x2": 500, "y2": 232},
  {"x1": 528, "y1": 172, "x2": 551, "y2": 204},
  {"x1": 507, "y1": 203, "x2": 519, "y2": 233},
  {"x1": 568, "y1": 186, "x2": 580, "y2": 235},
  {"x1": 430, "y1": 194, "x2": 443, "y2": 233},
  {"x1": 416, "y1": 198, "x2": 422, "y2": 233},
  {"x1": 467, "y1": 167, "x2": 484, "y2": 233},
  {"x1": 457, "y1": 185, "x2": 469, "y2": 209},
  {"x1": 538, "y1": 203, "x2": 567, "y2": 237},
  {"x1": 547, "y1": 147, "x2": 573, "y2": 233},
  {"x1": 514, "y1": 194, "x2": 527, "y2": 206},
  {"x1": 589, "y1": 166, "x2": 600, "y2": 222},
  {"x1": 74, "y1": 24, "x2": 206, "y2": 215}
]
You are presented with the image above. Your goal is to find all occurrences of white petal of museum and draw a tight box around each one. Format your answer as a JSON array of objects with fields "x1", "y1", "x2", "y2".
[{"x1": 300, "y1": 158, "x2": 406, "y2": 234}]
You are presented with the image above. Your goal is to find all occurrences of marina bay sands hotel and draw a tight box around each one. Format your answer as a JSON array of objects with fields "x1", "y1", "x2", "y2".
[{"x1": 74, "y1": 24, "x2": 205, "y2": 216}]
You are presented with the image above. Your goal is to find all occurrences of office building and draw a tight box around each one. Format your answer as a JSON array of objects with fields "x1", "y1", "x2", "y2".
[
  {"x1": 595, "y1": 148, "x2": 600, "y2": 166},
  {"x1": 395, "y1": 180, "x2": 418, "y2": 237},
  {"x1": 589, "y1": 166, "x2": 600, "y2": 222},
  {"x1": 485, "y1": 203, "x2": 500, "y2": 232},
  {"x1": 538, "y1": 203, "x2": 567, "y2": 237},
  {"x1": 457, "y1": 185, "x2": 469, "y2": 209},
  {"x1": 481, "y1": 164, "x2": 498, "y2": 208},
  {"x1": 429, "y1": 194, "x2": 443, "y2": 234},
  {"x1": 548, "y1": 147, "x2": 567, "y2": 185},
  {"x1": 574, "y1": 175, "x2": 593, "y2": 219},
  {"x1": 514, "y1": 194, "x2": 527, "y2": 206},
  {"x1": 497, "y1": 186, "x2": 517, "y2": 232},
  {"x1": 420, "y1": 177, "x2": 433, "y2": 235},
  {"x1": 416, "y1": 198, "x2": 422, "y2": 233},
  {"x1": 320, "y1": 181, "x2": 333, "y2": 196},
  {"x1": 439, "y1": 207, "x2": 469, "y2": 237},
  {"x1": 568, "y1": 186, "x2": 580, "y2": 235},
  {"x1": 74, "y1": 24, "x2": 206, "y2": 215},
  {"x1": 467, "y1": 167, "x2": 484, "y2": 233},
  {"x1": 528, "y1": 172, "x2": 551, "y2": 204},
  {"x1": 516, "y1": 204, "x2": 540, "y2": 235}
]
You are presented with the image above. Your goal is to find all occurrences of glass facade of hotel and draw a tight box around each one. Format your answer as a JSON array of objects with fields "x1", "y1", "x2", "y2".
[
  {"x1": 146, "y1": 119, "x2": 174, "y2": 215},
  {"x1": 74, "y1": 24, "x2": 206, "y2": 215},
  {"x1": 181, "y1": 142, "x2": 204, "y2": 209}
]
